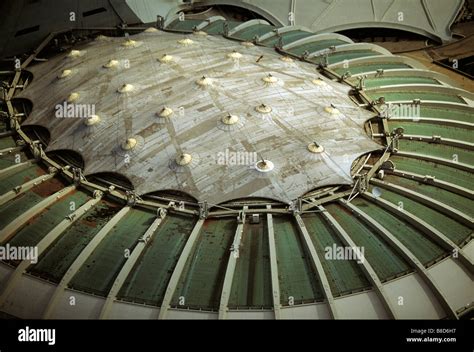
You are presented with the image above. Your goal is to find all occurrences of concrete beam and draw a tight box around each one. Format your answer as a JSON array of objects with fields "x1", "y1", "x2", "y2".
[
  {"x1": 387, "y1": 168, "x2": 473, "y2": 200},
  {"x1": 218, "y1": 206, "x2": 247, "y2": 320},
  {"x1": 158, "y1": 218, "x2": 205, "y2": 319},
  {"x1": 401, "y1": 135, "x2": 473, "y2": 151},
  {"x1": 0, "y1": 131, "x2": 14, "y2": 138},
  {"x1": 318, "y1": 205, "x2": 398, "y2": 319},
  {"x1": 0, "y1": 159, "x2": 36, "y2": 179},
  {"x1": 258, "y1": 25, "x2": 312, "y2": 42},
  {"x1": 0, "y1": 145, "x2": 24, "y2": 156},
  {"x1": 228, "y1": 19, "x2": 271, "y2": 37},
  {"x1": 388, "y1": 117, "x2": 473, "y2": 130},
  {"x1": 196, "y1": 16, "x2": 226, "y2": 30},
  {"x1": 0, "y1": 185, "x2": 76, "y2": 244},
  {"x1": 364, "y1": 84, "x2": 474, "y2": 102},
  {"x1": 267, "y1": 205, "x2": 282, "y2": 319},
  {"x1": 340, "y1": 199, "x2": 458, "y2": 319},
  {"x1": 0, "y1": 172, "x2": 56, "y2": 207},
  {"x1": 328, "y1": 55, "x2": 426, "y2": 71},
  {"x1": 394, "y1": 151, "x2": 473, "y2": 173},
  {"x1": 282, "y1": 32, "x2": 352, "y2": 51},
  {"x1": 361, "y1": 192, "x2": 473, "y2": 273},
  {"x1": 308, "y1": 43, "x2": 392, "y2": 59},
  {"x1": 371, "y1": 178, "x2": 473, "y2": 228},
  {"x1": 43, "y1": 206, "x2": 131, "y2": 319},
  {"x1": 0, "y1": 193, "x2": 103, "y2": 308},
  {"x1": 294, "y1": 213, "x2": 338, "y2": 319},
  {"x1": 350, "y1": 69, "x2": 462, "y2": 89},
  {"x1": 100, "y1": 210, "x2": 167, "y2": 319}
]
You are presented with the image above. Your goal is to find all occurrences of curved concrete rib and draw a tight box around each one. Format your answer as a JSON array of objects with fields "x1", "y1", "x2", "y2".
[
  {"x1": 340, "y1": 199, "x2": 458, "y2": 319},
  {"x1": 282, "y1": 32, "x2": 353, "y2": 51},
  {"x1": 328, "y1": 55, "x2": 426, "y2": 71},
  {"x1": 349, "y1": 69, "x2": 461, "y2": 89},
  {"x1": 0, "y1": 194, "x2": 103, "y2": 308},
  {"x1": 371, "y1": 178, "x2": 474, "y2": 229},
  {"x1": 294, "y1": 213, "x2": 338, "y2": 319},
  {"x1": 0, "y1": 160, "x2": 37, "y2": 180},
  {"x1": 218, "y1": 207, "x2": 247, "y2": 320},
  {"x1": 400, "y1": 135, "x2": 473, "y2": 151},
  {"x1": 364, "y1": 84, "x2": 474, "y2": 103},
  {"x1": 394, "y1": 151, "x2": 473, "y2": 173},
  {"x1": 0, "y1": 185, "x2": 76, "y2": 244},
  {"x1": 0, "y1": 145, "x2": 24, "y2": 156},
  {"x1": 42, "y1": 206, "x2": 131, "y2": 319},
  {"x1": 258, "y1": 25, "x2": 312, "y2": 42},
  {"x1": 100, "y1": 212, "x2": 167, "y2": 319},
  {"x1": 158, "y1": 218, "x2": 204, "y2": 319},
  {"x1": 267, "y1": 205, "x2": 282, "y2": 319},
  {"x1": 318, "y1": 205, "x2": 398, "y2": 319},
  {"x1": 307, "y1": 43, "x2": 392, "y2": 59},
  {"x1": 387, "y1": 168, "x2": 473, "y2": 200},
  {"x1": 228, "y1": 19, "x2": 271, "y2": 37},
  {"x1": 0, "y1": 171, "x2": 57, "y2": 207},
  {"x1": 389, "y1": 118, "x2": 473, "y2": 130},
  {"x1": 361, "y1": 192, "x2": 473, "y2": 273},
  {"x1": 196, "y1": 16, "x2": 227, "y2": 30}
]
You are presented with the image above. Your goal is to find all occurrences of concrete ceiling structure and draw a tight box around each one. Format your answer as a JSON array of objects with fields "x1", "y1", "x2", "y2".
[
  {"x1": 0, "y1": 1, "x2": 472, "y2": 320},
  {"x1": 190, "y1": 0, "x2": 465, "y2": 42},
  {"x1": 20, "y1": 30, "x2": 378, "y2": 204},
  {"x1": 0, "y1": 0, "x2": 466, "y2": 57}
]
